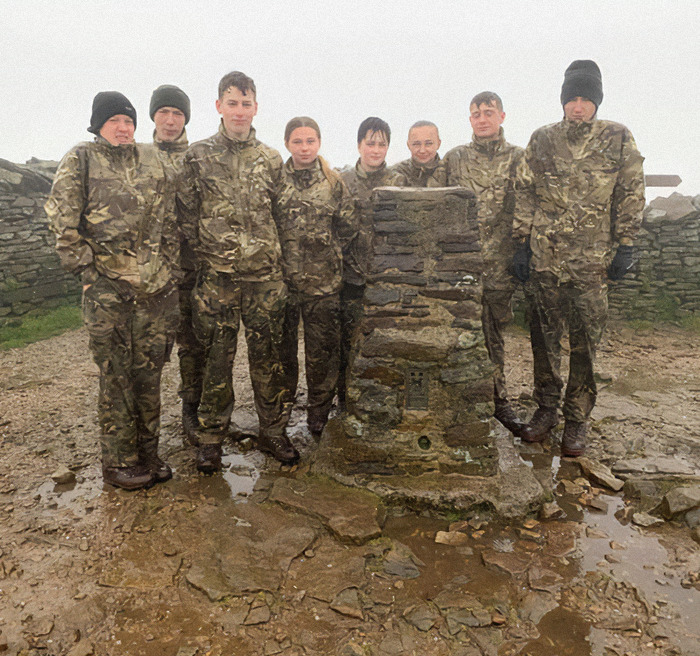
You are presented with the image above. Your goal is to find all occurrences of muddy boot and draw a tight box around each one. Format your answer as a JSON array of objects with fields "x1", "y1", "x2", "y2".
[
  {"x1": 561, "y1": 420, "x2": 587, "y2": 457},
  {"x1": 521, "y1": 406, "x2": 559, "y2": 443},
  {"x1": 182, "y1": 401, "x2": 200, "y2": 446},
  {"x1": 494, "y1": 400, "x2": 526, "y2": 437},
  {"x1": 256, "y1": 433, "x2": 300, "y2": 466},
  {"x1": 141, "y1": 453, "x2": 173, "y2": 483},
  {"x1": 196, "y1": 443, "x2": 222, "y2": 474},
  {"x1": 307, "y1": 412, "x2": 327, "y2": 440},
  {"x1": 102, "y1": 464, "x2": 155, "y2": 491}
]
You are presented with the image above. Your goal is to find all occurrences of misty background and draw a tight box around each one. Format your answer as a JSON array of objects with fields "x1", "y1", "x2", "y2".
[{"x1": 2, "y1": 0, "x2": 698, "y2": 197}]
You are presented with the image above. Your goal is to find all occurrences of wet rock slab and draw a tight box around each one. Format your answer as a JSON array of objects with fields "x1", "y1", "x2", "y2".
[
  {"x1": 184, "y1": 502, "x2": 319, "y2": 601},
  {"x1": 269, "y1": 475, "x2": 385, "y2": 544}
]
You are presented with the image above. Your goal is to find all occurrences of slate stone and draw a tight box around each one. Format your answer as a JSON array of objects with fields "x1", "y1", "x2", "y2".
[
  {"x1": 612, "y1": 457, "x2": 694, "y2": 477},
  {"x1": 403, "y1": 603, "x2": 438, "y2": 631},
  {"x1": 330, "y1": 587, "x2": 364, "y2": 619},
  {"x1": 482, "y1": 550, "x2": 531, "y2": 576},
  {"x1": 577, "y1": 457, "x2": 624, "y2": 491},
  {"x1": 659, "y1": 485, "x2": 700, "y2": 518},
  {"x1": 269, "y1": 476, "x2": 384, "y2": 544}
]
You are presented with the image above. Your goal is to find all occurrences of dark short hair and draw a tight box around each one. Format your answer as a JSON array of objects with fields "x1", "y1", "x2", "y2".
[
  {"x1": 357, "y1": 117, "x2": 391, "y2": 145},
  {"x1": 218, "y1": 71, "x2": 256, "y2": 100},
  {"x1": 469, "y1": 91, "x2": 503, "y2": 112},
  {"x1": 409, "y1": 120, "x2": 439, "y2": 136}
]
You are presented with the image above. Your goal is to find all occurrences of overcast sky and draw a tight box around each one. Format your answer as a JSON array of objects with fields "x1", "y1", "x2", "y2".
[{"x1": 2, "y1": 0, "x2": 698, "y2": 198}]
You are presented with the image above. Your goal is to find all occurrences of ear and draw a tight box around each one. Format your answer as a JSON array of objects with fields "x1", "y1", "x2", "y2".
[{"x1": 215, "y1": 98, "x2": 222, "y2": 115}]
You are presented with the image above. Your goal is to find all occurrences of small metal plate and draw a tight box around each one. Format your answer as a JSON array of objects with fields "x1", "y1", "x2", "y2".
[{"x1": 405, "y1": 369, "x2": 429, "y2": 410}]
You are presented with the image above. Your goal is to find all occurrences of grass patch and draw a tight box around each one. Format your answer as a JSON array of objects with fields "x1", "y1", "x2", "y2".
[
  {"x1": 679, "y1": 315, "x2": 700, "y2": 334},
  {"x1": 0, "y1": 304, "x2": 82, "y2": 350}
]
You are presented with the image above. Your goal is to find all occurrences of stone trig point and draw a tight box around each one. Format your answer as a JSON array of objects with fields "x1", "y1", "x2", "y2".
[{"x1": 314, "y1": 187, "x2": 546, "y2": 518}]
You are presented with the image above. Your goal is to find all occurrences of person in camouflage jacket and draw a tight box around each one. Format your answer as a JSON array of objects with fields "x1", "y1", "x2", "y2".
[
  {"x1": 276, "y1": 117, "x2": 358, "y2": 437},
  {"x1": 389, "y1": 120, "x2": 441, "y2": 187},
  {"x1": 338, "y1": 117, "x2": 392, "y2": 408},
  {"x1": 429, "y1": 92, "x2": 526, "y2": 437},
  {"x1": 46, "y1": 91, "x2": 179, "y2": 490},
  {"x1": 177, "y1": 71, "x2": 297, "y2": 470},
  {"x1": 150, "y1": 84, "x2": 203, "y2": 447},
  {"x1": 513, "y1": 60, "x2": 645, "y2": 456}
]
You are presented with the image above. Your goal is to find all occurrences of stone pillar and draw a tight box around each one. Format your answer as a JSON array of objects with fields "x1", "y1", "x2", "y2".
[{"x1": 314, "y1": 187, "x2": 546, "y2": 517}]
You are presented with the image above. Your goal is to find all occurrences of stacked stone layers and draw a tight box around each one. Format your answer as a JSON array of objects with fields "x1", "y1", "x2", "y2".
[
  {"x1": 609, "y1": 196, "x2": 700, "y2": 320},
  {"x1": 0, "y1": 159, "x2": 79, "y2": 323},
  {"x1": 341, "y1": 186, "x2": 496, "y2": 477}
]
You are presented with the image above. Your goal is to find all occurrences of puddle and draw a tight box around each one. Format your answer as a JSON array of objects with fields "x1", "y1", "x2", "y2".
[
  {"x1": 36, "y1": 476, "x2": 101, "y2": 514},
  {"x1": 221, "y1": 452, "x2": 260, "y2": 498}
]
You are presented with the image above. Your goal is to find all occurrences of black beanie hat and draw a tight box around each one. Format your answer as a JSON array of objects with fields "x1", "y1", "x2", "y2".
[
  {"x1": 149, "y1": 84, "x2": 191, "y2": 124},
  {"x1": 88, "y1": 91, "x2": 137, "y2": 135},
  {"x1": 560, "y1": 60, "x2": 603, "y2": 109}
]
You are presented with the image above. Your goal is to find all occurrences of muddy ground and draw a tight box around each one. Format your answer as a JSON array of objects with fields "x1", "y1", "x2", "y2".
[{"x1": 0, "y1": 322, "x2": 698, "y2": 656}]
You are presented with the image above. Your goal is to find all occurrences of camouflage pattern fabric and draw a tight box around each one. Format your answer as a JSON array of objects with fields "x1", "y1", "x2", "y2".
[
  {"x1": 83, "y1": 277, "x2": 178, "y2": 466},
  {"x1": 526, "y1": 273, "x2": 607, "y2": 422},
  {"x1": 154, "y1": 129, "x2": 204, "y2": 404},
  {"x1": 338, "y1": 159, "x2": 393, "y2": 404},
  {"x1": 46, "y1": 138, "x2": 179, "y2": 293},
  {"x1": 339, "y1": 159, "x2": 393, "y2": 287},
  {"x1": 274, "y1": 158, "x2": 358, "y2": 296},
  {"x1": 430, "y1": 128, "x2": 523, "y2": 293},
  {"x1": 481, "y1": 289, "x2": 515, "y2": 403},
  {"x1": 516, "y1": 118, "x2": 644, "y2": 421},
  {"x1": 429, "y1": 128, "x2": 524, "y2": 404},
  {"x1": 46, "y1": 137, "x2": 179, "y2": 467},
  {"x1": 177, "y1": 123, "x2": 284, "y2": 281},
  {"x1": 388, "y1": 155, "x2": 440, "y2": 187},
  {"x1": 514, "y1": 119, "x2": 645, "y2": 282},
  {"x1": 280, "y1": 290, "x2": 341, "y2": 427},
  {"x1": 192, "y1": 271, "x2": 287, "y2": 445}
]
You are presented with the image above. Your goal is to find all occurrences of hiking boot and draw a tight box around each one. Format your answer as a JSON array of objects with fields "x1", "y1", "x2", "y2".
[
  {"x1": 196, "y1": 443, "x2": 222, "y2": 474},
  {"x1": 521, "y1": 406, "x2": 559, "y2": 443},
  {"x1": 561, "y1": 420, "x2": 587, "y2": 457},
  {"x1": 182, "y1": 401, "x2": 200, "y2": 446},
  {"x1": 142, "y1": 453, "x2": 173, "y2": 483},
  {"x1": 102, "y1": 464, "x2": 155, "y2": 491},
  {"x1": 256, "y1": 433, "x2": 300, "y2": 466},
  {"x1": 494, "y1": 400, "x2": 526, "y2": 437},
  {"x1": 307, "y1": 414, "x2": 327, "y2": 439}
]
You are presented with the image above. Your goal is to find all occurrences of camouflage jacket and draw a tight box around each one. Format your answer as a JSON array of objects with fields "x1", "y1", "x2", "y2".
[
  {"x1": 177, "y1": 124, "x2": 284, "y2": 281},
  {"x1": 339, "y1": 159, "x2": 393, "y2": 286},
  {"x1": 388, "y1": 155, "x2": 440, "y2": 187},
  {"x1": 45, "y1": 137, "x2": 178, "y2": 294},
  {"x1": 514, "y1": 118, "x2": 645, "y2": 283},
  {"x1": 430, "y1": 129, "x2": 523, "y2": 291},
  {"x1": 154, "y1": 129, "x2": 195, "y2": 272},
  {"x1": 275, "y1": 158, "x2": 358, "y2": 296}
]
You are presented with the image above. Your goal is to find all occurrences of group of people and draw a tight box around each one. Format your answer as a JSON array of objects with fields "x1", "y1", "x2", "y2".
[{"x1": 46, "y1": 59, "x2": 645, "y2": 491}]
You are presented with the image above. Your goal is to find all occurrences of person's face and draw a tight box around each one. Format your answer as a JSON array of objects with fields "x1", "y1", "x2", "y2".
[
  {"x1": 99, "y1": 114, "x2": 135, "y2": 146},
  {"x1": 563, "y1": 97, "x2": 596, "y2": 122},
  {"x1": 357, "y1": 130, "x2": 389, "y2": 172},
  {"x1": 407, "y1": 125, "x2": 441, "y2": 164},
  {"x1": 469, "y1": 102, "x2": 505, "y2": 140},
  {"x1": 216, "y1": 86, "x2": 258, "y2": 139},
  {"x1": 286, "y1": 126, "x2": 321, "y2": 169},
  {"x1": 153, "y1": 106, "x2": 186, "y2": 142}
]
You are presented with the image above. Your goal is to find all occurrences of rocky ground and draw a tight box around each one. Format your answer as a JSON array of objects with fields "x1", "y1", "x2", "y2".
[{"x1": 0, "y1": 322, "x2": 698, "y2": 656}]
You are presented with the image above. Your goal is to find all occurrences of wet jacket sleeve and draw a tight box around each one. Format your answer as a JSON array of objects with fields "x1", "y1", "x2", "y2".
[
  {"x1": 334, "y1": 178, "x2": 360, "y2": 253},
  {"x1": 512, "y1": 144, "x2": 537, "y2": 243},
  {"x1": 45, "y1": 146, "x2": 95, "y2": 274},
  {"x1": 610, "y1": 130, "x2": 645, "y2": 247},
  {"x1": 175, "y1": 151, "x2": 201, "y2": 251}
]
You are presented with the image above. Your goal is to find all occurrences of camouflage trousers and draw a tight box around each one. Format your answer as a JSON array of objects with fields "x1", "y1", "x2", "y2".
[
  {"x1": 192, "y1": 270, "x2": 287, "y2": 445},
  {"x1": 82, "y1": 275, "x2": 178, "y2": 468},
  {"x1": 338, "y1": 282, "x2": 365, "y2": 406},
  {"x1": 177, "y1": 269, "x2": 205, "y2": 405},
  {"x1": 280, "y1": 290, "x2": 341, "y2": 427},
  {"x1": 526, "y1": 272, "x2": 608, "y2": 423},
  {"x1": 481, "y1": 286, "x2": 517, "y2": 405}
]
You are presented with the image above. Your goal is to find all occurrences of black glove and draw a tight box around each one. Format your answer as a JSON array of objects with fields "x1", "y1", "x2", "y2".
[
  {"x1": 512, "y1": 242, "x2": 532, "y2": 283},
  {"x1": 607, "y1": 245, "x2": 635, "y2": 280}
]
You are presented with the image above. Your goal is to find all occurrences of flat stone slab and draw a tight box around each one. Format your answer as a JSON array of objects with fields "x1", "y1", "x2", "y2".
[
  {"x1": 185, "y1": 502, "x2": 318, "y2": 601},
  {"x1": 577, "y1": 457, "x2": 624, "y2": 491},
  {"x1": 659, "y1": 485, "x2": 700, "y2": 518},
  {"x1": 269, "y1": 475, "x2": 385, "y2": 544},
  {"x1": 612, "y1": 457, "x2": 696, "y2": 477}
]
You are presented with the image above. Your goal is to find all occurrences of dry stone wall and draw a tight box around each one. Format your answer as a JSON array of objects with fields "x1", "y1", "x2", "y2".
[
  {"x1": 0, "y1": 158, "x2": 79, "y2": 325},
  {"x1": 608, "y1": 193, "x2": 700, "y2": 321}
]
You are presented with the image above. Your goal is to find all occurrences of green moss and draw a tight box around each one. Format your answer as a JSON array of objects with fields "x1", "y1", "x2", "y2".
[{"x1": 0, "y1": 304, "x2": 82, "y2": 350}]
